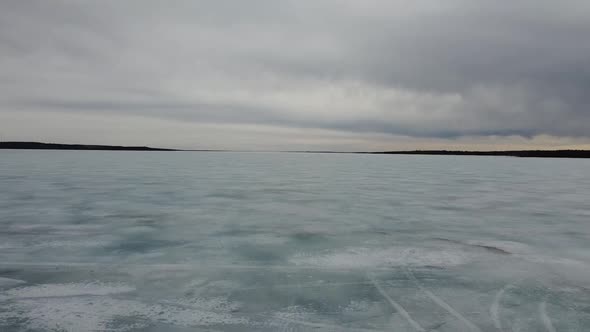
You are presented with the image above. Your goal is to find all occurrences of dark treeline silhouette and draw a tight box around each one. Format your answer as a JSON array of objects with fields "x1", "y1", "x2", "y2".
[
  {"x1": 0, "y1": 142, "x2": 176, "y2": 151},
  {"x1": 368, "y1": 150, "x2": 590, "y2": 158},
  {"x1": 2, "y1": 142, "x2": 589, "y2": 158}
]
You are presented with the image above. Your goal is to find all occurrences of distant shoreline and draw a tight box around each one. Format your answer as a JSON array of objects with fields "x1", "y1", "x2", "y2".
[
  {"x1": 1, "y1": 142, "x2": 589, "y2": 158},
  {"x1": 288, "y1": 149, "x2": 590, "y2": 158},
  {"x1": 364, "y1": 150, "x2": 590, "y2": 158},
  {"x1": 0, "y1": 142, "x2": 177, "y2": 151}
]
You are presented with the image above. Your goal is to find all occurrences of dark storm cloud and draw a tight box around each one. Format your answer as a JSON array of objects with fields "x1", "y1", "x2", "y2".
[{"x1": 1, "y1": 0, "x2": 589, "y2": 140}]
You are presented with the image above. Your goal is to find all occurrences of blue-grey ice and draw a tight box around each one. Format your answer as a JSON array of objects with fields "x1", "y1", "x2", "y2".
[{"x1": 1, "y1": 151, "x2": 590, "y2": 331}]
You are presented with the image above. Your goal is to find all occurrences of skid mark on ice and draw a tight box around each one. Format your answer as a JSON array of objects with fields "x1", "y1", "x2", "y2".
[
  {"x1": 368, "y1": 273, "x2": 426, "y2": 332},
  {"x1": 491, "y1": 284, "x2": 514, "y2": 331},
  {"x1": 539, "y1": 301, "x2": 556, "y2": 332},
  {"x1": 403, "y1": 268, "x2": 483, "y2": 332}
]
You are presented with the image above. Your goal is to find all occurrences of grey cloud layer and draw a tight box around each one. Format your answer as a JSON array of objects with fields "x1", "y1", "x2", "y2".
[{"x1": 1, "y1": 0, "x2": 589, "y2": 139}]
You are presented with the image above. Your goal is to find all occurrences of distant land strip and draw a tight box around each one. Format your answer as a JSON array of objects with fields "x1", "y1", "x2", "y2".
[
  {"x1": 0, "y1": 141, "x2": 177, "y2": 151},
  {"x1": 286, "y1": 149, "x2": 590, "y2": 158},
  {"x1": 1, "y1": 142, "x2": 589, "y2": 158},
  {"x1": 366, "y1": 150, "x2": 590, "y2": 158}
]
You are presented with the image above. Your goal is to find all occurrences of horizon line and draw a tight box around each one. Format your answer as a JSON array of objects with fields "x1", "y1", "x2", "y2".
[{"x1": 1, "y1": 141, "x2": 590, "y2": 158}]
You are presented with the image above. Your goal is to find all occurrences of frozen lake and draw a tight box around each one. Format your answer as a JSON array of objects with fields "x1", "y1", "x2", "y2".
[{"x1": 1, "y1": 151, "x2": 589, "y2": 331}]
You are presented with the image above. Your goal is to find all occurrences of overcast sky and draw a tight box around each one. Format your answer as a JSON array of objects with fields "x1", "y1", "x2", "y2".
[{"x1": 1, "y1": 0, "x2": 589, "y2": 150}]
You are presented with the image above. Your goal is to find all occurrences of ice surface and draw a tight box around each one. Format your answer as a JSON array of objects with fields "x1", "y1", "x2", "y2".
[
  {"x1": 1, "y1": 293, "x2": 246, "y2": 331},
  {"x1": 1, "y1": 282, "x2": 135, "y2": 299},
  {"x1": 0, "y1": 278, "x2": 25, "y2": 288},
  {"x1": 1, "y1": 151, "x2": 590, "y2": 331},
  {"x1": 289, "y1": 247, "x2": 470, "y2": 269}
]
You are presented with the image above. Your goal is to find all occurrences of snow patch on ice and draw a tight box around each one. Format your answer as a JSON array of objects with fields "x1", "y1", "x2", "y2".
[
  {"x1": 0, "y1": 282, "x2": 247, "y2": 332},
  {"x1": 343, "y1": 300, "x2": 371, "y2": 313},
  {"x1": 290, "y1": 247, "x2": 469, "y2": 269},
  {"x1": 0, "y1": 277, "x2": 26, "y2": 288},
  {"x1": 33, "y1": 239, "x2": 110, "y2": 248},
  {"x1": 271, "y1": 305, "x2": 309, "y2": 323},
  {"x1": 1, "y1": 296, "x2": 246, "y2": 332},
  {"x1": 524, "y1": 255, "x2": 589, "y2": 269},
  {"x1": 1, "y1": 282, "x2": 135, "y2": 299}
]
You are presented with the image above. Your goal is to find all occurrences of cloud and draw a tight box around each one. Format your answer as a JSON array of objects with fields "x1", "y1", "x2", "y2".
[
  {"x1": 1, "y1": 0, "x2": 589, "y2": 148},
  {"x1": 2, "y1": 110, "x2": 590, "y2": 151}
]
